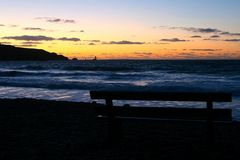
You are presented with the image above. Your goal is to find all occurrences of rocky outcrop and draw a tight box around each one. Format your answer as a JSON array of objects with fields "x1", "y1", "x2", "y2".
[{"x1": 0, "y1": 44, "x2": 68, "y2": 61}]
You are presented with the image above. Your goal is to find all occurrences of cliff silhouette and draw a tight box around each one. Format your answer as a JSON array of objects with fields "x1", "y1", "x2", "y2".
[{"x1": 0, "y1": 44, "x2": 68, "y2": 61}]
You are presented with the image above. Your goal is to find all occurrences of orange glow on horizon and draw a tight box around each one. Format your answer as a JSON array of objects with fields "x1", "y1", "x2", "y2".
[{"x1": 1, "y1": 16, "x2": 240, "y2": 60}]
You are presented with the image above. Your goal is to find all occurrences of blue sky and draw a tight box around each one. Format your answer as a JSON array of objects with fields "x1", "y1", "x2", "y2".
[
  {"x1": 1, "y1": 0, "x2": 239, "y2": 27},
  {"x1": 1, "y1": 0, "x2": 239, "y2": 31}
]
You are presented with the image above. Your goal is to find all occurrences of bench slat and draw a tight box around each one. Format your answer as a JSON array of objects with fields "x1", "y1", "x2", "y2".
[
  {"x1": 90, "y1": 91, "x2": 232, "y2": 102},
  {"x1": 95, "y1": 107, "x2": 232, "y2": 121}
]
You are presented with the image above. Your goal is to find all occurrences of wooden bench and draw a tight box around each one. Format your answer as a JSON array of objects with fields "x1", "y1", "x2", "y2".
[{"x1": 90, "y1": 91, "x2": 232, "y2": 143}]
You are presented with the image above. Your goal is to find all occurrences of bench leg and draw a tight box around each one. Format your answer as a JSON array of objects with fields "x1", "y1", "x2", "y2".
[
  {"x1": 207, "y1": 101, "x2": 215, "y2": 151},
  {"x1": 106, "y1": 99, "x2": 122, "y2": 144}
]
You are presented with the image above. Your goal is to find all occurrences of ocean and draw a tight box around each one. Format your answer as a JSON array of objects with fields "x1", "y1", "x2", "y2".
[{"x1": 0, "y1": 60, "x2": 240, "y2": 120}]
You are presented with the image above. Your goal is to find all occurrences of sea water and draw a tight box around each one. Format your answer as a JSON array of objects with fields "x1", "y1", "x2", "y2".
[{"x1": 0, "y1": 60, "x2": 240, "y2": 120}]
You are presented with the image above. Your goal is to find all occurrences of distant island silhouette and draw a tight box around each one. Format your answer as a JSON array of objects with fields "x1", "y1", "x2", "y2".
[{"x1": 0, "y1": 44, "x2": 68, "y2": 61}]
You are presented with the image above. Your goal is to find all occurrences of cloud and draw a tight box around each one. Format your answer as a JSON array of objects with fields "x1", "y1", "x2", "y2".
[
  {"x1": 23, "y1": 27, "x2": 45, "y2": 31},
  {"x1": 191, "y1": 35, "x2": 202, "y2": 38},
  {"x1": 73, "y1": 43, "x2": 83, "y2": 45},
  {"x1": 0, "y1": 41, "x2": 11, "y2": 45},
  {"x1": 0, "y1": 24, "x2": 5, "y2": 26},
  {"x1": 224, "y1": 39, "x2": 240, "y2": 42},
  {"x1": 221, "y1": 32, "x2": 240, "y2": 36},
  {"x1": 133, "y1": 52, "x2": 153, "y2": 58},
  {"x1": 160, "y1": 38, "x2": 188, "y2": 42},
  {"x1": 64, "y1": 20, "x2": 76, "y2": 23},
  {"x1": 35, "y1": 17, "x2": 76, "y2": 24},
  {"x1": 2, "y1": 35, "x2": 55, "y2": 41},
  {"x1": 189, "y1": 28, "x2": 221, "y2": 33},
  {"x1": 91, "y1": 40, "x2": 101, "y2": 43},
  {"x1": 58, "y1": 37, "x2": 80, "y2": 42},
  {"x1": 179, "y1": 52, "x2": 240, "y2": 59},
  {"x1": 102, "y1": 40, "x2": 145, "y2": 45},
  {"x1": 203, "y1": 38, "x2": 220, "y2": 41},
  {"x1": 47, "y1": 18, "x2": 61, "y2": 23},
  {"x1": 84, "y1": 40, "x2": 101, "y2": 43},
  {"x1": 134, "y1": 52, "x2": 153, "y2": 56},
  {"x1": 151, "y1": 42, "x2": 169, "y2": 45},
  {"x1": 22, "y1": 41, "x2": 42, "y2": 45},
  {"x1": 147, "y1": 42, "x2": 169, "y2": 45},
  {"x1": 190, "y1": 49, "x2": 222, "y2": 52},
  {"x1": 9, "y1": 25, "x2": 18, "y2": 27},
  {"x1": 176, "y1": 52, "x2": 206, "y2": 59},
  {"x1": 175, "y1": 51, "x2": 240, "y2": 59},
  {"x1": 2, "y1": 35, "x2": 81, "y2": 42},
  {"x1": 157, "y1": 26, "x2": 240, "y2": 38},
  {"x1": 17, "y1": 44, "x2": 37, "y2": 47},
  {"x1": 70, "y1": 30, "x2": 84, "y2": 33},
  {"x1": 88, "y1": 43, "x2": 96, "y2": 45},
  {"x1": 179, "y1": 52, "x2": 196, "y2": 57},
  {"x1": 18, "y1": 41, "x2": 43, "y2": 47},
  {"x1": 210, "y1": 35, "x2": 220, "y2": 38},
  {"x1": 158, "y1": 26, "x2": 221, "y2": 34},
  {"x1": 179, "y1": 27, "x2": 220, "y2": 33}
]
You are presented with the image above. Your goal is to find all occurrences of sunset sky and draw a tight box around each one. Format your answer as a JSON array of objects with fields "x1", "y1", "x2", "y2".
[{"x1": 0, "y1": 0, "x2": 240, "y2": 59}]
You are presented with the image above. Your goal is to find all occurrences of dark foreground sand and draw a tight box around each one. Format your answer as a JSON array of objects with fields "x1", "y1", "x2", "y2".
[{"x1": 0, "y1": 99, "x2": 240, "y2": 160}]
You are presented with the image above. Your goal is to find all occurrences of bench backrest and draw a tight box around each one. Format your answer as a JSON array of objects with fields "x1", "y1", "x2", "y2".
[
  {"x1": 90, "y1": 91, "x2": 232, "y2": 102},
  {"x1": 90, "y1": 91, "x2": 232, "y2": 121}
]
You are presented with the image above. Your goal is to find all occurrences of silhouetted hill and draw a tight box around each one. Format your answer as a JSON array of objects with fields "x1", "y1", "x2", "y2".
[{"x1": 0, "y1": 44, "x2": 68, "y2": 61}]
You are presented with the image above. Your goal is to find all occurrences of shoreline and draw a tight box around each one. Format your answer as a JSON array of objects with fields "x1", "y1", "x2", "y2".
[{"x1": 1, "y1": 98, "x2": 240, "y2": 159}]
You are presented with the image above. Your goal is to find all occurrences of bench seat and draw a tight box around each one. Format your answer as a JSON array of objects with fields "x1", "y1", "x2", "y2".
[{"x1": 95, "y1": 106, "x2": 232, "y2": 121}]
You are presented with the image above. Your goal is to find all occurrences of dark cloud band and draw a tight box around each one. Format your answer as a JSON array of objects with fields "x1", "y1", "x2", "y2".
[
  {"x1": 2, "y1": 35, "x2": 81, "y2": 42},
  {"x1": 157, "y1": 26, "x2": 240, "y2": 37},
  {"x1": 190, "y1": 49, "x2": 222, "y2": 52},
  {"x1": 221, "y1": 32, "x2": 240, "y2": 36},
  {"x1": 160, "y1": 38, "x2": 188, "y2": 42},
  {"x1": 224, "y1": 39, "x2": 240, "y2": 42},
  {"x1": 70, "y1": 30, "x2": 85, "y2": 33},
  {"x1": 134, "y1": 52, "x2": 152, "y2": 56},
  {"x1": 23, "y1": 27, "x2": 45, "y2": 31},
  {"x1": 157, "y1": 26, "x2": 221, "y2": 33},
  {"x1": 191, "y1": 35, "x2": 202, "y2": 38},
  {"x1": 58, "y1": 37, "x2": 80, "y2": 42},
  {"x1": 102, "y1": 40, "x2": 145, "y2": 45},
  {"x1": 210, "y1": 35, "x2": 220, "y2": 38},
  {"x1": 2, "y1": 35, "x2": 55, "y2": 41},
  {"x1": 35, "y1": 17, "x2": 76, "y2": 24}
]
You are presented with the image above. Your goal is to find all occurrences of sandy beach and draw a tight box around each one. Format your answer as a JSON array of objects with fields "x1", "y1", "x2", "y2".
[{"x1": 0, "y1": 98, "x2": 240, "y2": 160}]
